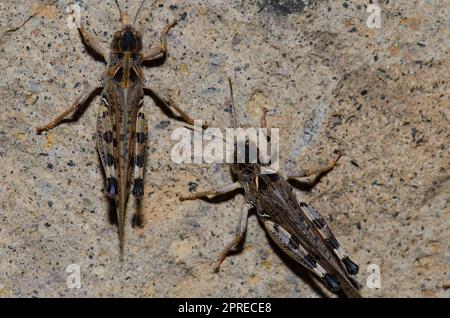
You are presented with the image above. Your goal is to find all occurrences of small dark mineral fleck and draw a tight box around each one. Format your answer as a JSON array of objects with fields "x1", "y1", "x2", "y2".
[
  {"x1": 188, "y1": 182, "x2": 199, "y2": 192},
  {"x1": 156, "y1": 120, "x2": 170, "y2": 129}
]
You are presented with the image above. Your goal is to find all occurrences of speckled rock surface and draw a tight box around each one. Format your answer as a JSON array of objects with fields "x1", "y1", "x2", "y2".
[{"x1": 0, "y1": 0, "x2": 448, "y2": 297}]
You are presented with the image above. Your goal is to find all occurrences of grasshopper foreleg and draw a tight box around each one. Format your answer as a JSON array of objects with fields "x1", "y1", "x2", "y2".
[
  {"x1": 143, "y1": 20, "x2": 177, "y2": 62},
  {"x1": 79, "y1": 24, "x2": 108, "y2": 62}
]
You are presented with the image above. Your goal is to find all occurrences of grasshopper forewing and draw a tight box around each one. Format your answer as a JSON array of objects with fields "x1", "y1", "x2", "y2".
[
  {"x1": 180, "y1": 80, "x2": 361, "y2": 297},
  {"x1": 36, "y1": 0, "x2": 200, "y2": 256}
]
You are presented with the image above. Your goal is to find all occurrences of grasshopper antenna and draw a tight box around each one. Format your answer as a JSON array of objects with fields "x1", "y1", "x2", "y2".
[
  {"x1": 228, "y1": 78, "x2": 238, "y2": 129},
  {"x1": 114, "y1": 0, "x2": 129, "y2": 25},
  {"x1": 133, "y1": 0, "x2": 148, "y2": 26}
]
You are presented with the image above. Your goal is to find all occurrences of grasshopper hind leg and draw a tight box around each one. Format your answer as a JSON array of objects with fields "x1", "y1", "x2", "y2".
[
  {"x1": 299, "y1": 202, "x2": 359, "y2": 275},
  {"x1": 263, "y1": 220, "x2": 342, "y2": 293}
]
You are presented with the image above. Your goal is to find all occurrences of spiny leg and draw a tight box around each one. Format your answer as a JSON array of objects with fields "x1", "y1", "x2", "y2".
[
  {"x1": 36, "y1": 83, "x2": 101, "y2": 134},
  {"x1": 132, "y1": 110, "x2": 148, "y2": 227},
  {"x1": 214, "y1": 202, "x2": 253, "y2": 272},
  {"x1": 264, "y1": 220, "x2": 341, "y2": 292},
  {"x1": 143, "y1": 20, "x2": 177, "y2": 62},
  {"x1": 78, "y1": 24, "x2": 108, "y2": 62},
  {"x1": 299, "y1": 202, "x2": 359, "y2": 275},
  {"x1": 179, "y1": 182, "x2": 241, "y2": 201},
  {"x1": 145, "y1": 87, "x2": 207, "y2": 128},
  {"x1": 96, "y1": 103, "x2": 118, "y2": 198}
]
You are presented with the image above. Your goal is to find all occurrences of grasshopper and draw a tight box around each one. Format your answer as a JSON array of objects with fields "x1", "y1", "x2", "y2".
[
  {"x1": 180, "y1": 80, "x2": 361, "y2": 297},
  {"x1": 36, "y1": 0, "x2": 200, "y2": 256}
]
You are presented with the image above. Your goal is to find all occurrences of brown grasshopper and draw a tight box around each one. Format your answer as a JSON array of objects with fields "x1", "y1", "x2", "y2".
[
  {"x1": 36, "y1": 0, "x2": 199, "y2": 256},
  {"x1": 180, "y1": 80, "x2": 361, "y2": 297}
]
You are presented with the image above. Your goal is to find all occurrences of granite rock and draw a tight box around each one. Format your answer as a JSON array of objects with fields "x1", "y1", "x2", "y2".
[{"x1": 0, "y1": 0, "x2": 448, "y2": 297}]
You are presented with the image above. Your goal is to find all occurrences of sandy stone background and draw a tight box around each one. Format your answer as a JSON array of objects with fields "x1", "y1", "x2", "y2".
[{"x1": 0, "y1": 0, "x2": 448, "y2": 297}]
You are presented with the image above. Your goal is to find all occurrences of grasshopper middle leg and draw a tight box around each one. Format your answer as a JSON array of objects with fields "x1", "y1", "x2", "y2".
[
  {"x1": 179, "y1": 182, "x2": 241, "y2": 201},
  {"x1": 144, "y1": 87, "x2": 207, "y2": 128},
  {"x1": 213, "y1": 202, "x2": 253, "y2": 272},
  {"x1": 286, "y1": 154, "x2": 341, "y2": 181},
  {"x1": 36, "y1": 83, "x2": 101, "y2": 134}
]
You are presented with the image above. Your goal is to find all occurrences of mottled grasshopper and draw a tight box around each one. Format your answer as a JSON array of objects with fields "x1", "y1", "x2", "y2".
[
  {"x1": 180, "y1": 80, "x2": 361, "y2": 297},
  {"x1": 36, "y1": 0, "x2": 199, "y2": 255}
]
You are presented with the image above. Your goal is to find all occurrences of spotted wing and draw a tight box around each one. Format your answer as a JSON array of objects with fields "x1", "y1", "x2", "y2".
[
  {"x1": 254, "y1": 172, "x2": 361, "y2": 297},
  {"x1": 96, "y1": 101, "x2": 118, "y2": 197}
]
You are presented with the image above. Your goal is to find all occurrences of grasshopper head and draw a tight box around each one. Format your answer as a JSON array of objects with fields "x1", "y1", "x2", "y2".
[
  {"x1": 232, "y1": 139, "x2": 259, "y2": 176},
  {"x1": 112, "y1": 25, "x2": 143, "y2": 52},
  {"x1": 112, "y1": 0, "x2": 145, "y2": 52}
]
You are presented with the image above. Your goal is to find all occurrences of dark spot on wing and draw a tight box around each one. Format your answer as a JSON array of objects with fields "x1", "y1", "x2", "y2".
[
  {"x1": 106, "y1": 177, "x2": 118, "y2": 197},
  {"x1": 132, "y1": 178, "x2": 144, "y2": 197},
  {"x1": 323, "y1": 273, "x2": 341, "y2": 292},
  {"x1": 103, "y1": 131, "x2": 113, "y2": 144},
  {"x1": 135, "y1": 154, "x2": 145, "y2": 168},
  {"x1": 272, "y1": 223, "x2": 280, "y2": 231},
  {"x1": 136, "y1": 132, "x2": 147, "y2": 144},
  {"x1": 104, "y1": 153, "x2": 115, "y2": 166},
  {"x1": 342, "y1": 256, "x2": 359, "y2": 275}
]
